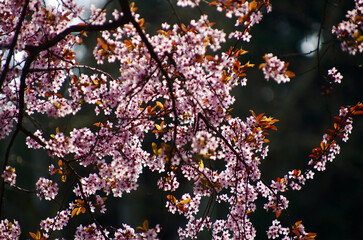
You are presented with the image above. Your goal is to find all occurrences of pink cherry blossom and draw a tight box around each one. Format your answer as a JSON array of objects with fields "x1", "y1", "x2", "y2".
[
  {"x1": 1, "y1": 165, "x2": 16, "y2": 186},
  {"x1": 36, "y1": 177, "x2": 59, "y2": 201},
  {"x1": 328, "y1": 67, "x2": 343, "y2": 84},
  {"x1": 0, "y1": 219, "x2": 21, "y2": 240},
  {"x1": 261, "y1": 53, "x2": 292, "y2": 84}
]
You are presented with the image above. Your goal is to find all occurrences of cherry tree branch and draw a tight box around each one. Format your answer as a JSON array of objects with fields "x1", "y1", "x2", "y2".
[
  {"x1": 24, "y1": 17, "x2": 131, "y2": 56},
  {"x1": 198, "y1": 113, "x2": 250, "y2": 171},
  {"x1": 120, "y1": 0, "x2": 180, "y2": 161},
  {"x1": 0, "y1": 0, "x2": 29, "y2": 89},
  {"x1": 0, "y1": 53, "x2": 35, "y2": 218}
]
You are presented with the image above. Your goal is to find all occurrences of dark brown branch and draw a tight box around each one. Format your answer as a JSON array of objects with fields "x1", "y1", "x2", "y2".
[
  {"x1": 0, "y1": 0, "x2": 30, "y2": 89},
  {"x1": 64, "y1": 160, "x2": 110, "y2": 240},
  {"x1": 316, "y1": 0, "x2": 329, "y2": 78},
  {"x1": 120, "y1": 0, "x2": 180, "y2": 161},
  {"x1": 10, "y1": 184, "x2": 35, "y2": 193},
  {"x1": 28, "y1": 65, "x2": 116, "y2": 82},
  {"x1": 19, "y1": 126, "x2": 46, "y2": 147},
  {"x1": 24, "y1": 16, "x2": 130, "y2": 55},
  {"x1": 0, "y1": 53, "x2": 35, "y2": 218},
  {"x1": 198, "y1": 113, "x2": 250, "y2": 171}
]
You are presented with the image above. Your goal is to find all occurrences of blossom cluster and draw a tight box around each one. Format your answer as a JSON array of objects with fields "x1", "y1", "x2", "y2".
[
  {"x1": 40, "y1": 210, "x2": 70, "y2": 235},
  {"x1": 0, "y1": 219, "x2": 21, "y2": 240},
  {"x1": 327, "y1": 67, "x2": 343, "y2": 84},
  {"x1": 74, "y1": 223, "x2": 109, "y2": 240},
  {"x1": 260, "y1": 53, "x2": 294, "y2": 84},
  {"x1": 266, "y1": 219, "x2": 289, "y2": 239},
  {"x1": 0, "y1": 103, "x2": 17, "y2": 140},
  {"x1": 209, "y1": 0, "x2": 271, "y2": 27},
  {"x1": 1, "y1": 165, "x2": 16, "y2": 186},
  {"x1": 332, "y1": 0, "x2": 363, "y2": 55},
  {"x1": 36, "y1": 177, "x2": 59, "y2": 201},
  {"x1": 191, "y1": 131, "x2": 218, "y2": 157}
]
